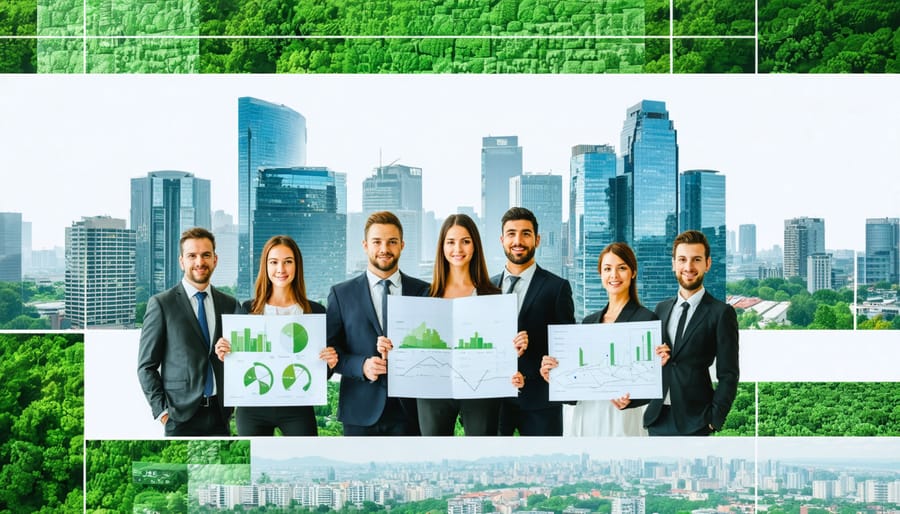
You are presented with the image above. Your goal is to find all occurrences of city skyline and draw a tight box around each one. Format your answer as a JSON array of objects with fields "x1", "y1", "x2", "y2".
[{"x1": 2, "y1": 74, "x2": 898, "y2": 254}]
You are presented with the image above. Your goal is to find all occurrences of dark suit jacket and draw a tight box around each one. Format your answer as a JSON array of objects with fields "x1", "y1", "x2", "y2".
[
  {"x1": 137, "y1": 283, "x2": 241, "y2": 425},
  {"x1": 492, "y1": 265, "x2": 575, "y2": 411},
  {"x1": 583, "y1": 298, "x2": 657, "y2": 325},
  {"x1": 327, "y1": 271, "x2": 430, "y2": 427},
  {"x1": 634, "y1": 290, "x2": 740, "y2": 433}
]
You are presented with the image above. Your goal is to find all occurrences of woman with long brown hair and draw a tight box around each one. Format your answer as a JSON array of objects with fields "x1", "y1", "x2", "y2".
[
  {"x1": 215, "y1": 235, "x2": 337, "y2": 436},
  {"x1": 417, "y1": 214, "x2": 526, "y2": 436}
]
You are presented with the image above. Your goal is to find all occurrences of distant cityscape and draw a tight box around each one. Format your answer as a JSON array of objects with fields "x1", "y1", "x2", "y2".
[
  {"x1": 174, "y1": 452, "x2": 900, "y2": 513},
  {"x1": 0, "y1": 97, "x2": 897, "y2": 329}
]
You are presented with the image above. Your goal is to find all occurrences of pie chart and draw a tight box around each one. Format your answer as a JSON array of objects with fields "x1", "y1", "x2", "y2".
[
  {"x1": 282, "y1": 363, "x2": 312, "y2": 392},
  {"x1": 281, "y1": 322, "x2": 309, "y2": 353},
  {"x1": 243, "y1": 362, "x2": 274, "y2": 395}
]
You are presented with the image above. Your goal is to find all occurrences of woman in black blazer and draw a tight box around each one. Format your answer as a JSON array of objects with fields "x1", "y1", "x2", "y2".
[
  {"x1": 215, "y1": 235, "x2": 338, "y2": 436},
  {"x1": 540, "y1": 242, "x2": 665, "y2": 436}
]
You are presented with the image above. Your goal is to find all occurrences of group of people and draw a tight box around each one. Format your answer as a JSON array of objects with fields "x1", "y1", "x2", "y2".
[{"x1": 138, "y1": 207, "x2": 739, "y2": 438}]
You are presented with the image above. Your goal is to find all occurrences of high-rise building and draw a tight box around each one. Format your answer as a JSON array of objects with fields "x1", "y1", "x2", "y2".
[
  {"x1": 347, "y1": 212, "x2": 368, "y2": 275},
  {"x1": 211, "y1": 210, "x2": 238, "y2": 289},
  {"x1": 65, "y1": 216, "x2": 136, "y2": 329},
  {"x1": 238, "y1": 97, "x2": 307, "y2": 297},
  {"x1": 739, "y1": 224, "x2": 756, "y2": 262},
  {"x1": 680, "y1": 169, "x2": 726, "y2": 300},
  {"x1": 569, "y1": 144, "x2": 617, "y2": 320},
  {"x1": 865, "y1": 217, "x2": 899, "y2": 285},
  {"x1": 21, "y1": 220, "x2": 31, "y2": 277},
  {"x1": 783, "y1": 217, "x2": 825, "y2": 281},
  {"x1": 617, "y1": 100, "x2": 679, "y2": 306},
  {"x1": 253, "y1": 167, "x2": 346, "y2": 303},
  {"x1": 362, "y1": 163, "x2": 423, "y2": 266},
  {"x1": 807, "y1": 253, "x2": 833, "y2": 293},
  {"x1": 611, "y1": 497, "x2": 646, "y2": 514},
  {"x1": 131, "y1": 170, "x2": 211, "y2": 296},
  {"x1": 510, "y1": 172, "x2": 563, "y2": 276},
  {"x1": 481, "y1": 136, "x2": 522, "y2": 271},
  {"x1": 0, "y1": 212, "x2": 23, "y2": 283}
]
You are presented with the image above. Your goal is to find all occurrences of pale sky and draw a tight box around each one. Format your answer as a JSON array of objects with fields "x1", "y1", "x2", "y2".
[{"x1": 2, "y1": 74, "x2": 897, "y2": 252}]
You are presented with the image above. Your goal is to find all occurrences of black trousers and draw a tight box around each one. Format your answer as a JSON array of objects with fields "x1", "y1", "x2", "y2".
[
  {"x1": 342, "y1": 397, "x2": 413, "y2": 436},
  {"x1": 164, "y1": 396, "x2": 230, "y2": 437},
  {"x1": 417, "y1": 398, "x2": 500, "y2": 436},
  {"x1": 236, "y1": 406, "x2": 318, "y2": 436},
  {"x1": 647, "y1": 405, "x2": 712, "y2": 436},
  {"x1": 497, "y1": 399, "x2": 563, "y2": 436}
]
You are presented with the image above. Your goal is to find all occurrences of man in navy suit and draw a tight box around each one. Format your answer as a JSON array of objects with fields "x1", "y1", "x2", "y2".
[
  {"x1": 327, "y1": 211, "x2": 429, "y2": 436},
  {"x1": 493, "y1": 207, "x2": 575, "y2": 436},
  {"x1": 138, "y1": 227, "x2": 241, "y2": 436},
  {"x1": 614, "y1": 230, "x2": 740, "y2": 436}
]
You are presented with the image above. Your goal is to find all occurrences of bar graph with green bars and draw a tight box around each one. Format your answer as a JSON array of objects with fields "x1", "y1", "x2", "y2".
[
  {"x1": 635, "y1": 330, "x2": 653, "y2": 362},
  {"x1": 609, "y1": 342, "x2": 616, "y2": 366},
  {"x1": 456, "y1": 332, "x2": 492, "y2": 350},
  {"x1": 230, "y1": 328, "x2": 271, "y2": 353}
]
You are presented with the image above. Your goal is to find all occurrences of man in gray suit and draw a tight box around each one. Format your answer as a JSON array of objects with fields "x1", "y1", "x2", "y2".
[{"x1": 138, "y1": 227, "x2": 241, "y2": 436}]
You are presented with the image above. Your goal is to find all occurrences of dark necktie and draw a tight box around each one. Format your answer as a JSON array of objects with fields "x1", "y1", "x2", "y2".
[
  {"x1": 505, "y1": 275, "x2": 520, "y2": 294},
  {"x1": 195, "y1": 291, "x2": 214, "y2": 397},
  {"x1": 378, "y1": 279, "x2": 391, "y2": 336},
  {"x1": 673, "y1": 301, "x2": 690, "y2": 350}
]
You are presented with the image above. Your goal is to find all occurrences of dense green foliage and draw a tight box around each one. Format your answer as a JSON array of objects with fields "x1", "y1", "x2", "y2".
[
  {"x1": 759, "y1": 0, "x2": 900, "y2": 72},
  {"x1": 717, "y1": 382, "x2": 754, "y2": 436},
  {"x1": 0, "y1": 333, "x2": 83, "y2": 512},
  {"x1": 674, "y1": 38, "x2": 755, "y2": 72},
  {"x1": 0, "y1": 282, "x2": 53, "y2": 329},
  {"x1": 86, "y1": 440, "x2": 250, "y2": 512},
  {"x1": 674, "y1": 0, "x2": 755, "y2": 35},
  {"x1": 758, "y1": 382, "x2": 900, "y2": 436},
  {"x1": 0, "y1": 0, "x2": 36, "y2": 72}
]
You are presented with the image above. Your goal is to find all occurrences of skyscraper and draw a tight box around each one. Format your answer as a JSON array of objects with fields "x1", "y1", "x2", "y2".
[
  {"x1": 783, "y1": 217, "x2": 825, "y2": 281},
  {"x1": 865, "y1": 217, "x2": 899, "y2": 285},
  {"x1": 680, "y1": 169, "x2": 726, "y2": 300},
  {"x1": 481, "y1": 135, "x2": 522, "y2": 271},
  {"x1": 238, "y1": 97, "x2": 307, "y2": 297},
  {"x1": 618, "y1": 100, "x2": 679, "y2": 306},
  {"x1": 739, "y1": 224, "x2": 757, "y2": 262},
  {"x1": 253, "y1": 167, "x2": 346, "y2": 303},
  {"x1": 362, "y1": 163, "x2": 423, "y2": 266},
  {"x1": 65, "y1": 216, "x2": 136, "y2": 329},
  {"x1": 130, "y1": 170, "x2": 211, "y2": 296},
  {"x1": 0, "y1": 212, "x2": 23, "y2": 282},
  {"x1": 807, "y1": 253, "x2": 833, "y2": 293},
  {"x1": 569, "y1": 144, "x2": 617, "y2": 319},
  {"x1": 211, "y1": 210, "x2": 238, "y2": 289},
  {"x1": 510, "y1": 172, "x2": 563, "y2": 276}
]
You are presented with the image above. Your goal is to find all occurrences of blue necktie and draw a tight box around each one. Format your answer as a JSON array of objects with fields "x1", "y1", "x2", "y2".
[
  {"x1": 505, "y1": 274, "x2": 520, "y2": 294},
  {"x1": 195, "y1": 291, "x2": 214, "y2": 397},
  {"x1": 378, "y1": 279, "x2": 391, "y2": 336}
]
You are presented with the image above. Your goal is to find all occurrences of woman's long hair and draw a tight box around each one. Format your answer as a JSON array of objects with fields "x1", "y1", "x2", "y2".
[
  {"x1": 428, "y1": 214, "x2": 501, "y2": 298},
  {"x1": 598, "y1": 241, "x2": 641, "y2": 305},
  {"x1": 250, "y1": 235, "x2": 312, "y2": 314}
]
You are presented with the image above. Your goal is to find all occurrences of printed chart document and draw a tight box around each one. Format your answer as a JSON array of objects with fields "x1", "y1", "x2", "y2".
[
  {"x1": 221, "y1": 314, "x2": 327, "y2": 407},
  {"x1": 387, "y1": 295, "x2": 518, "y2": 399},
  {"x1": 548, "y1": 320, "x2": 663, "y2": 401}
]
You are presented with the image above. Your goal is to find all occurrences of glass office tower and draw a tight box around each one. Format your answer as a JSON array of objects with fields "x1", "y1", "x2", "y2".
[
  {"x1": 618, "y1": 100, "x2": 679, "y2": 307},
  {"x1": 130, "y1": 170, "x2": 211, "y2": 296},
  {"x1": 865, "y1": 217, "x2": 899, "y2": 285},
  {"x1": 680, "y1": 169, "x2": 726, "y2": 301},
  {"x1": 253, "y1": 167, "x2": 346, "y2": 303},
  {"x1": 783, "y1": 217, "x2": 825, "y2": 282},
  {"x1": 510, "y1": 172, "x2": 563, "y2": 277},
  {"x1": 362, "y1": 164, "x2": 423, "y2": 268},
  {"x1": 569, "y1": 145, "x2": 617, "y2": 320},
  {"x1": 481, "y1": 136, "x2": 522, "y2": 272},
  {"x1": 0, "y1": 212, "x2": 23, "y2": 283},
  {"x1": 238, "y1": 97, "x2": 307, "y2": 298}
]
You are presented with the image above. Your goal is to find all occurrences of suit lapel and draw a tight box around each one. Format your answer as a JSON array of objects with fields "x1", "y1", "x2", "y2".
[
  {"x1": 658, "y1": 298, "x2": 676, "y2": 345},
  {"x1": 357, "y1": 273, "x2": 383, "y2": 336},
  {"x1": 673, "y1": 294, "x2": 710, "y2": 358},
  {"x1": 176, "y1": 283, "x2": 209, "y2": 352},
  {"x1": 617, "y1": 300, "x2": 640, "y2": 322},
  {"x1": 519, "y1": 266, "x2": 545, "y2": 318}
]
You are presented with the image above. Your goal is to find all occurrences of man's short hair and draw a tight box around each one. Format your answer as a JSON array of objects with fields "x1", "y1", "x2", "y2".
[
  {"x1": 500, "y1": 206, "x2": 539, "y2": 234},
  {"x1": 364, "y1": 211, "x2": 404, "y2": 240},
  {"x1": 672, "y1": 230, "x2": 710, "y2": 258},
  {"x1": 180, "y1": 227, "x2": 216, "y2": 254}
]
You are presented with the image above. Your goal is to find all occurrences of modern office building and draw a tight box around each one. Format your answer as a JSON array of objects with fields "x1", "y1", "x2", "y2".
[
  {"x1": 65, "y1": 216, "x2": 136, "y2": 329},
  {"x1": 680, "y1": 169, "x2": 726, "y2": 300},
  {"x1": 807, "y1": 253, "x2": 833, "y2": 293},
  {"x1": 865, "y1": 217, "x2": 899, "y2": 285},
  {"x1": 611, "y1": 497, "x2": 646, "y2": 514},
  {"x1": 783, "y1": 217, "x2": 825, "y2": 281},
  {"x1": 568, "y1": 144, "x2": 617, "y2": 320},
  {"x1": 253, "y1": 167, "x2": 346, "y2": 303},
  {"x1": 238, "y1": 97, "x2": 307, "y2": 297},
  {"x1": 130, "y1": 170, "x2": 211, "y2": 296},
  {"x1": 739, "y1": 224, "x2": 756, "y2": 262},
  {"x1": 0, "y1": 212, "x2": 23, "y2": 282},
  {"x1": 481, "y1": 135, "x2": 522, "y2": 271},
  {"x1": 211, "y1": 210, "x2": 238, "y2": 289},
  {"x1": 362, "y1": 163, "x2": 423, "y2": 266},
  {"x1": 617, "y1": 100, "x2": 679, "y2": 306},
  {"x1": 510, "y1": 172, "x2": 563, "y2": 276}
]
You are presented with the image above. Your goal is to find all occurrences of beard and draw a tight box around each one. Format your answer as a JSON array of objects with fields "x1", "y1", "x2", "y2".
[
  {"x1": 676, "y1": 272, "x2": 704, "y2": 291},
  {"x1": 188, "y1": 267, "x2": 212, "y2": 284},
  {"x1": 505, "y1": 246, "x2": 536, "y2": 266},
  {"x1": 369, "y1": 253, "x2": 398, "y2": 273}
]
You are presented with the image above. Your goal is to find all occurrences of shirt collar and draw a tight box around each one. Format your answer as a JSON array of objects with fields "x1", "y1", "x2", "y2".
[
  {"x1": 678, "y1": 287, "x2": 706, "y2": 309},
  {"x1": 367, "y1": 269, "x2": 400, "y2": 290}
]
